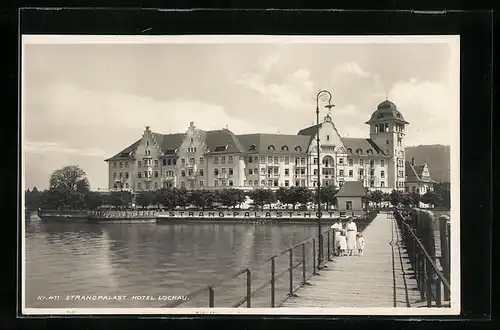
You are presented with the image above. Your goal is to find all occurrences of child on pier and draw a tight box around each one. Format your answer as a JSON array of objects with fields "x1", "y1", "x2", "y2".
[
  {"x1": 338, "y1": 230, "x2": 347, "y2": 256},
  {"x1": 356, "y1": 233, "x2": 365, "y2": 256}
]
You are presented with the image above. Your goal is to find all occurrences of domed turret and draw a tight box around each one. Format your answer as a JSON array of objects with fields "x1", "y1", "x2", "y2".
[{"x1": 365, "y1": 100, "x2": 409, "y2": 125}]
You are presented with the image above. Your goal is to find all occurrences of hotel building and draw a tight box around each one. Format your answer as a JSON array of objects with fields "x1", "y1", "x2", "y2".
[{"x1": 105, "y1": 100, "x2": 419, "y2": 193}]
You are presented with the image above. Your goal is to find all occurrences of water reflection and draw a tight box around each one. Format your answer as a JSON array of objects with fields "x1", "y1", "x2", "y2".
[{"x1": 25, "y1": 221, "x2": 330, "y2": 308}]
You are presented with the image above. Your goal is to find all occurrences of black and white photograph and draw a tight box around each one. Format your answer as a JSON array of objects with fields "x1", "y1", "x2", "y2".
[{"x1": 21, "y1": 35, "x2": 460, "y2": 315}]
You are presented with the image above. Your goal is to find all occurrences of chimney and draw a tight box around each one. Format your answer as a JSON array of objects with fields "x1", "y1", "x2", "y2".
[
  {"x1": 189, "y1": 121, "x2": 195, "y2": 128},
  {"x1": 411, "y1": 158, "x2": 415, "y2": 166},
  {"x1": 145, "y1": 126, "x2": 150, "y2": 131}
]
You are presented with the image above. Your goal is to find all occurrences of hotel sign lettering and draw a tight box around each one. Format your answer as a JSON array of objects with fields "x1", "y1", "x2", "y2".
[{"x1": 159, "y1": 211, "x2": 342, "y2": 219}]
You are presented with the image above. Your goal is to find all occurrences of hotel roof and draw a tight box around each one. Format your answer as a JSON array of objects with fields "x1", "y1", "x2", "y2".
[
  {"x1": 237, "y1": 133, "x2": 310, "y2": 154},
  {"x1": 405, "y1": 161, "x2": 436, "y2": 183}
]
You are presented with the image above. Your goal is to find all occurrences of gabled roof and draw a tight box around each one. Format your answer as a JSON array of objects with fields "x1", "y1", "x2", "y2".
[
  {"x1": 405, "y1": 162, "x2": 435, "y2": 183},
  {"x1": 297, "y1": 123, "x2": 321, "y2": 137},
  {"x1": 154, "y1": 133, "x2": 187, "y2": 152},
  {"x1": 105, "y1": 139, "x2": 142, "y2": 161},
  {"x1": 335, "y1": 181, "x2": 367, "y2": 198},
  {"x1": 237, "y1": 133, "x2": 310, "y2": 154},
  {"x1": 205, "y1": 129, "x2": 246, "y2": 154},
  {"x1": 342, "y1": 138, "x2": 387, "y2": 156}
]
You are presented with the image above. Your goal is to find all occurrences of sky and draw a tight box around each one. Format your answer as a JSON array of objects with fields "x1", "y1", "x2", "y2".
[{"x1": 22, "y1": 36, "x2": 459, "y2": 191}]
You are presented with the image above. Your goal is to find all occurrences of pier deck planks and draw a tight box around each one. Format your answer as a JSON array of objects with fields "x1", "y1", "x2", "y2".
[{"x1": 280, "y1": 213, "x2": 439, "y2": 308}]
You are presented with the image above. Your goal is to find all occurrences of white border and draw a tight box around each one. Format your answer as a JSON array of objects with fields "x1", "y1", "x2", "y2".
[{"x1": 20, "y1": 34, "x2": 461, "y2": 316}]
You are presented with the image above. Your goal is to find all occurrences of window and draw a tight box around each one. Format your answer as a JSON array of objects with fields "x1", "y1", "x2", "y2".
[
  {"x1": 181, "y1": 170, "x2": 186, "y2": 177},
  {"x1": 381, "y1": 181, "x2": 385, "y2": 188},
  {"x1": 282, "y1": 145, "x2": 289, "y2": 151},
  {"x1": 370, "y1": 180, "x2": 375, "y2": 187},
  {"x1": 399, "y1": 170, "x2": 404, "y2": 177},
  {"x1": 284, "y1": 157, "x2": 289, "y2": 165},
  {"x1": 125, "y1": 172, "x2": 129, "y2": 179},
  {"x1": 339, "y1": 170, "x2": 344, "y2": 176},
  {"x1": 346, "y1": 201, "x2": 352, "y2": 210},
  {"x1": 125, "y1": 183, "x2": 129, "y2": 189},
  {"x1": 124, "y1": 162, "x2": 129, "y2": 168},
  {"x1": 381, "y1": 160, "x2": 385, "y2": 166},
  {"x1": 348, "y1": 158, "x2": 353, "y2": 166},
  {"x1": 349, "y1": 170, "x2": 353, "y2": 177},
  {"x1": 261, "y1": 180, "x2": 265, "y2": 185},
  {"x1": 273, "y1": 168, "x2": 278, "y2": 175},
  {"x1": 285, "y1": 180, "x2": 290, "y2": 187},
  {"x1": 370, "y1": 169, "x2": 375, "y2": 176},
  {"x1": 326, "y1": 135, "x2": 330, "y2": 141},
  {"x1": 138, "y1": 183, "x2": 142, "y2": 189},
  {"x1": 221, "y1": 168, "x2": 227, "y2": 174},
  {"x1": 300, "y1": 168, "x2": 306, "y2": 175},
  {"x1": 113, "y1": 162, "x2": 117, "y2": 168},
  {"x1": 254, "y1": 180, "x2": 258, "y2": 186},
  {"x1": 273, "y1": 180, "x2": 278, "y2": 187},
  {"x1": 405, "y1": 186, "x2": 409, "y2": 192},
  {"x1": 381, "y1": 170, "x2": 385, "y2": 178},
  {"x1": 339, "y1": 158, "x2": 344, "y2": 164},
  {"x1": 295, "y1": 181, "x2": 300, "y2": 186},
  {"x1": 397, "y1": 139, "x2": 402, "y2": 147},
  {"x1": 248, "y1": 169, "x2": 253, "y2": 175},
  {"x1": 221, "y1": 156, "x2": 226, "y2": 164},
  {"x1": 214, "y1": 180, "x2": 219, "y2": 187},
  {"x1": 261, "y1": 168, "x2": 265, "y2": 174},
  {"x1": 161, "y1": 159, "x2": 166, "y2": 166},
  {"x1": 229, "y1": 168, "x2": 234, "y2": 175},
  {"x1": 188, "y1": 169, "x2": 193, "y2": 176},
  {"x1": 359, "y1": 169, "x2": 364, "y2": 175},
  {"x1": 359, "y1": 159, "x2": 364, "y2": 166},
  {"x1": 214, "y1": 169, "x2": 219, "y2": 175},
  {"x1": 285, "y1": 168, "x2": 289, "y2": 176},
  {"x1": 137, "y1": 161, "x2": 142, "y2": 167},
  {"x1": 180, "y1": 158, "x2": 186, "y2": 166},
  {"x1": 370, "y1": 159, "x2": 375, "y2": 166},
  {"x1": 138, "y1": 172, "x2": 142, "y2": 178},
  {"x1": 268, "y1": 156, "x2": 272, "y2": 163},
  {"x1": 199, "y1": 157, "x2": 204, "y2": 164},
  {"x1": 154, "y1": 182, "x2": 158, "y2": 189},
  {"x1": 214, "y1": 157, "x2": 219, "y2": 164},
  {"x1": 249, "y1": 145, "x2": 256, "y2": 151},
  {"x1": 200, "y1": 181, "x2": 204, "y2": 187},
  {"x1": 181, "y1": 181, "x2": 185, "y2": 188},
  {"x1": 229, "y1": 180, "x2": 234, "y2": 186},
  {"x1": 248, "y1": 157, "x2": 253, "y2": 163},
  {"x1": 113, "y1": 173, "x2": 117, "y2": 179},
  {"x1": 386, "y1": 140, "x2": 390, "y2": 144},
  {"x1": 295, "y1": 146, "x2": 302, "y2": 152},
  {"x1": 268, "y1": 145, "x2": 275, "y2": 151},
  {"x1": 199, "y1": 169, "x2": 204, "y2": 176}
]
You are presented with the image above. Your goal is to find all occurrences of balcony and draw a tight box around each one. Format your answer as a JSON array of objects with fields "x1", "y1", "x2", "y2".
[
  {"x1": 144, "y1": 177, "x2": 152, "y2": 182},
  {"x1": 187, "y1": 163, "x2": 197, "y2": 170},
  {"x1": 217, "y1": 173, "x2": 228, "y2": 179}
]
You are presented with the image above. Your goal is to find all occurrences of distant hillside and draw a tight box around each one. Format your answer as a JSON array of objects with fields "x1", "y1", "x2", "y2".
[{"x1": 405, "y1": 145, "x2": 450, "y2": 183}]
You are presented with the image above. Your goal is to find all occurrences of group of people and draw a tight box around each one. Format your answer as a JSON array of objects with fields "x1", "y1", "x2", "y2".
[{"x1": 330, "y1": 217, "x2": 365, "y2": 256}]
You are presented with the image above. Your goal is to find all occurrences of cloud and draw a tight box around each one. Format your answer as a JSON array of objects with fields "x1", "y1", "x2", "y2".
[
  {"x1": 338, "y1": 62, "x2": 372, "y2": 78},
  {"x1": 24, "y1": 141, "x2": 108, "y2": 157}
]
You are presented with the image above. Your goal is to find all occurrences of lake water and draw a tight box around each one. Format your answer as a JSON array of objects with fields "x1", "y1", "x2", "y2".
[{"x1": 25, "y1": 221, "x2": 339, "y2": 308}]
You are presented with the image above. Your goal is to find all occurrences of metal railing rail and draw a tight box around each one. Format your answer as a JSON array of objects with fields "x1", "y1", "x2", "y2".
[
  {"x1": 393, "y1": 209, "x2": 451, "y2": 307},
  {"x1": 165, "y1": 227, "x2": 336, "y2": 308}
]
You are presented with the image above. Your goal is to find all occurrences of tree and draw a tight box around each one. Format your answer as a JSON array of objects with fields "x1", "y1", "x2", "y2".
[
  {"x1": 409, "y1": 192, "x2": 421, "y2": 207},
  {"x1": 370, "y1": 190, "x2": 384, "y2": 208},
  {"x1": 288, "y1": 186, "x2": 312, "y2": 210},
  {"x1": 389, "y1": 189, "x2": 402, "y2": 206},
  {"x1": 136, "y1": 191, "x2": 154, "y2": 209},
  {"x1": 25, "y1": 188, "x2": 42, "y2": 210},
  {"x1": 248, "y1": 188, "x2": 274, "y2": 210},
  {"x1": 434, "y1": 182, "x2": 451, "y2": 209},
  {"x1": 401, "y1": 194, "x2": 412, "y2": 208},
  {"x1": 421, "y1": 191, "x2": 442, "y2": 208},
  {"x1": 188, "y1": 190, "x2": 209, "y2": 210},
  {"x1": 319, "y1": 185, "x2": 338, "y2": 210},
  {"x1": 276, "y1": 187, "x2": 291, "y2": 207},
  {"x1": 83, "y1": 192, "x2": 104, "y2": 210},
  {"x1": 49, "y1": 165, "x2": 90, "y2": 193},
  {"x1": 105, "y1": 191, "x2": 133, "y2": 209}
]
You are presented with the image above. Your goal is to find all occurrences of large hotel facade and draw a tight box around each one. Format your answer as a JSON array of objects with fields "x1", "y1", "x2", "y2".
[{"x1": 105, "y1": 100, "x2": 434, "y2": 194}]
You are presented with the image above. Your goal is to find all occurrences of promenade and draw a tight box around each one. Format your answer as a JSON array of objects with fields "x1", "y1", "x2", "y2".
[{"x1": 280, "y1": 212, "x2": 425, "y2": 308}]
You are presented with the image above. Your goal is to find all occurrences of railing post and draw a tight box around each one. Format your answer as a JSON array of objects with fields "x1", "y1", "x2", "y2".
[
  {"x1": 246, "y1": 268, "x2": 251, "y2": 308},
  {"x1": 435, "y1": 276, "x2": 442, "y2": 307},
  {"x1": 302, "y1": 243, "x2": 307, "y2": 284},
  {"x1": 288, "y1": 249, "x2": 293, "y2": 296},
  {"x1": 425, "y1": 258, "x2": 433, "y2": 307},
  {"x1": 208, "y1": 286, "x2": 214, "y2": 307},
  {"x1": 271, "y1": 257, "x2": 275, "y2": 307},
  {"x1": 327, "y1": 230, "x2": 332, "y2": 261},
  {"x1": 439, "y1": 215, "x2": 451, "y2": 302},
  {"x1": 418, "y1": 251, "x2": 425, "y2": 301},
  {"x1": 312, "y1": 238, "x2": 318, "y2": 275}
]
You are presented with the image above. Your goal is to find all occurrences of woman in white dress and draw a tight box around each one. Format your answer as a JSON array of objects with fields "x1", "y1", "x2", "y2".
[
  {"x1": 330, "y1": 219, "x2": 343, "y2": 256},
  {"x1": 345, "y1": 217, "x2": 357, "y2": 256}
]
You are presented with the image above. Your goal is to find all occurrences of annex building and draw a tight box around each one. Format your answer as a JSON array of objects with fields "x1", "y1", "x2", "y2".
[{"x1": 105, "y1": 100, "x2": 434, "y2": 193}]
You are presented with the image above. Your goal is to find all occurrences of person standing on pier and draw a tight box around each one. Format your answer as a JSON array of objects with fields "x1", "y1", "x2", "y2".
[
  {"x1": 345, "y1": 217, "x2": 357, "y2": 256},
  {"x1": 330, "y1": 219, "x2": 343, "y2": 256},
  {"x1": 356, "y1": 233, "x2": 365, "y2": 256}
]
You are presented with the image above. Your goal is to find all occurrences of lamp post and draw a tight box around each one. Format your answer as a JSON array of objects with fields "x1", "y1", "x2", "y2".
[{"x1": 315, "y1": 90, "x2": 334, "y2": 270}]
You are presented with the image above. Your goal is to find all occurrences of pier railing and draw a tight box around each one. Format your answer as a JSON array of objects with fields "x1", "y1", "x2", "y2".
[
  {"x1": 393, "y1": 208, "x2": 451, "y2": 307},
  {"x1": 165, "y1": 227, "x2": 337, "y2": 308}
]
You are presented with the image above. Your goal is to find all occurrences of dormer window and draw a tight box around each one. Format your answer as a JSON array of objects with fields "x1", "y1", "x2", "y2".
[
  {"x1": 268, "y1": 145, "x2": 275, "y2": 151},
  {"x1": 367, "y1": 149, "x2": 373, "y2": 154},
  {"x1": 295, "y1": 146, "x2": 302, "y2": 152},
  {"x1": 347, "y1": 148, "x2": 352, "y2": 153},
  {"x1": 214, "y1": 145, "x2": 227, "y2": 152},
  {"x1": 281, "y1": 145, "x2": 289, "y2": 151},
  {"x1": 249, "y1": 144, "x2": 256, "y2": 151},
  {"x1": 356, "y1": 148, "x2": 362, "y2": 154}
]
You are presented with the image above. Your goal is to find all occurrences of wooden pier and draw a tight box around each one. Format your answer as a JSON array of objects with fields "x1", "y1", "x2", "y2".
[{"x1": 280, "y1": 212, "x2": 430, "y2": 308}]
